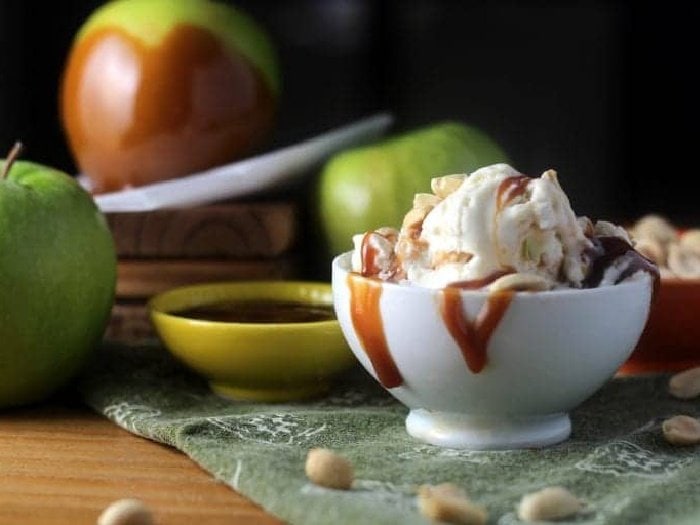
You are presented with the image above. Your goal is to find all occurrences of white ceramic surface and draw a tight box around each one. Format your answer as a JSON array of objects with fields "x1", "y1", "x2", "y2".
[
  {"x1": 332, "y1": 252, "x2": 653, "y2": 450},
  {"x1": 82, "y1": 113, "x2": 392, "y2": 212}
]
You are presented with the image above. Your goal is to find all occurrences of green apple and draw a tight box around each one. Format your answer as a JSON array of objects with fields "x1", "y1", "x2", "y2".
[
  {"x1": 317, "y1": 121, "x2": 509, "y2": 255},
  {"x1": 0, "y1": 145, "x2": 117, "y2": 407}
]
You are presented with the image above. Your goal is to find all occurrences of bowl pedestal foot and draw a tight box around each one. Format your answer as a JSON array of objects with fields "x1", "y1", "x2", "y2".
[{"x1": 406, "y1": 408, "x2": 571, "y2": 450}]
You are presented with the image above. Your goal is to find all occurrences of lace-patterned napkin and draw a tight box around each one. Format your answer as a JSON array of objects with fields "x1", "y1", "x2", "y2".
[{"x1": 80, "y1": 344, "x2": 700, "y2": 525}]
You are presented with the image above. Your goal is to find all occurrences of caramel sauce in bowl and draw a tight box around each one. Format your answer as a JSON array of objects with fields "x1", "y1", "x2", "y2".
[
  {"x1": 149, "y1": 281, "x2": 355, "y2": 402},
  {"x1": 332, "y1": 252, "x2": 655, "y2": 450}
]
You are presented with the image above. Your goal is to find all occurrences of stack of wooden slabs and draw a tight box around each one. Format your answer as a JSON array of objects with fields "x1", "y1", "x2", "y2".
[{"x1": 105, "y1": 202, "x2": 299, "y2": 342}]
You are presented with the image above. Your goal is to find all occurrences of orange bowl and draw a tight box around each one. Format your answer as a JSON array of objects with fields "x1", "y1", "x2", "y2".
[{"x1": 621, "y1": 278, "x2": 700, "y2": 374}]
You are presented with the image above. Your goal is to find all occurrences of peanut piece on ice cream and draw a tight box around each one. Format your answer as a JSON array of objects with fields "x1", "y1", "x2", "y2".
[
  {"x1": 431, "y1": 174, "x2": 465, "y2": 198},
  {"x1": 489, "y1": 273, "x2": 553, "y2": 293},
  {"x1": 413, "y1": 192, "x2": 441, "y2": 209}
]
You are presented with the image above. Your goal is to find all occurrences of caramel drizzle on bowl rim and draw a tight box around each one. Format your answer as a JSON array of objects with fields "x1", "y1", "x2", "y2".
[{"x1": 347, "y1": 270, "x2": 515, "y2": 388}]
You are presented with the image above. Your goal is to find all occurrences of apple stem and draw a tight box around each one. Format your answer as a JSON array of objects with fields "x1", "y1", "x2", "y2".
[{"x1": 1, "y1": 141, "x2": 24, "y2": 180}]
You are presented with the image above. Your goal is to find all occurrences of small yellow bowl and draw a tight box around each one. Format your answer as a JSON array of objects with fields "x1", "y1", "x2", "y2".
[{"x1": 148, "y1": 281, "x2": 356, "y2": 402}]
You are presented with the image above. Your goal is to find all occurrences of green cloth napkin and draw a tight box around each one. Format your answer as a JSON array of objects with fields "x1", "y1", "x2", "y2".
[{"x1": 80, "y1": 344, "x2": 700, "y2": 525}]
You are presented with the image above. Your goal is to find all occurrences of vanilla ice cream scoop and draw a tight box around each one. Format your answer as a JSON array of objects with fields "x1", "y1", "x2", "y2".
[
  {"x1": 352, "y1": 163, "x2": 656, "y2": 290},
  {"x1": 404, "y1": 164, "x2": 592, "y2": 288}
]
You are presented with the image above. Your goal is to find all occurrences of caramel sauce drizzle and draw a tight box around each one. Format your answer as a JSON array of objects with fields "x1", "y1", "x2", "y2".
[
  {"x1": 440, "y1": 272, "x2": 515, "y2": 373},
  {"x1": 360, "y1": 232, "x2": 380, "y2": 277},
  {"x1": 493, "y1": 175, "x2": 531, "y2": 266},
  {"x1": 347, "y1": 274, "x2": 403, "y2": 388},
  {"x1": 347, "y1": 265, "x2": 516, "y2": 385},
  {"x1": 496, "y1": 175, "x2": 531, "y2": 211}
]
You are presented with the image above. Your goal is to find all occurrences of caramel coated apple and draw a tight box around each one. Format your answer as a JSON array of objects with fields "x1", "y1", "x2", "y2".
[{"x1": 61, "y1": 0, "x2": 279, "y2": 193}]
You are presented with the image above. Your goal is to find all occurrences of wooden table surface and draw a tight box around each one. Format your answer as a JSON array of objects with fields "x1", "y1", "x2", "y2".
[{"x1": 0, "y1": 400, "x2": 283, "y2": 525}]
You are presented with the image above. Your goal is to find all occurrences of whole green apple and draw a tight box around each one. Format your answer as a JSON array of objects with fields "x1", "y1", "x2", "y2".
[
  {"x1": 61, "y1": 0, "x2": 280, "y2": 193},
  {"x1": 317, "y1": 121, "x2": 509, "y2": 255},
  {"x1": 0, "y1": 145, "x2": 117, "y2": 407}
]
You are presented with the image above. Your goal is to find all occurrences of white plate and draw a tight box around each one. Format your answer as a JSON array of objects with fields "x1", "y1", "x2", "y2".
[{"x1": 83, "y1": 113, "x2": 393, "y2": 213}]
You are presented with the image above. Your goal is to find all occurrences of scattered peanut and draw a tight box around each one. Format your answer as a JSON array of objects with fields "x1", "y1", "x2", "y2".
[
  {"x1": 431, "y1": 174, "x2": 465, "y2": 198},
  {"x1": 634, "y1": 238, "x2": 666, "y2": 266},
  {"x1": 628, "y1": 215, "x2": 700, "y2": 278},
  {"x1": 680, "y1": 229, "x2": 700, "y2": 255},
  {"x1": 489, "y1": 273, "x2": 552, "y2": 293},
  {"x1": 662, "y1": 415, "x2": 700, "y2": 446},
  {"x1": 667, "y1": 242, "x2": 700, "y2": 278},
  {"x1": 629, "y1": 215, "x2": 700, "y2": 279},
  {"x1": 305, "y1": 448, "x2": 354, "y2": 490},
  {"x1": 97, "y1": 499, "x2": 154, "y2": 525},
  {"x1": 630, "y1": 215, "x2": 677, "y2": 245},
  {"x1": 669, "y1": 367, "x2": 700, "y2": 400},
  {"x1": 517, "y1": 486, "x2": 583, "y2": 522},
  {"x1": 417, "y1": 483, "x2": 487, "y2": 525}
]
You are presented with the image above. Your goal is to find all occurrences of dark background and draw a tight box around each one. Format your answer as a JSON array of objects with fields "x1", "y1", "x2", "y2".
[{"x1": 0, "y1": 1, "x2": 696, "y2": 223}]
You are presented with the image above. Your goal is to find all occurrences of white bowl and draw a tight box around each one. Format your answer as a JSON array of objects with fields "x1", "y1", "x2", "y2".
[{"x1": 332, "y1": 252, "x2": 653, "y2": 450}]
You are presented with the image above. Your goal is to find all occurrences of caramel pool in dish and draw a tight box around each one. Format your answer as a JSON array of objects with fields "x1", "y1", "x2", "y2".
[
  {"x1": 150, "y1": 282, "x2": 354, "y2": 403},
  {"x1": 173, "y1": 300, "x2": 336, "y2": 324}
]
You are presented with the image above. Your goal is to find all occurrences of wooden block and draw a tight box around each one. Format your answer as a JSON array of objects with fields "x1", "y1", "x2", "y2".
[
  {"x1": 107, "y1": 202, "x2": 298, "y2": 258},
  {"x1": 116, "y1": 258, "x2": 299, "y2": 299},
  {"x1": 106, "y1": 302, "x2": 154, "y2": 343}
]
